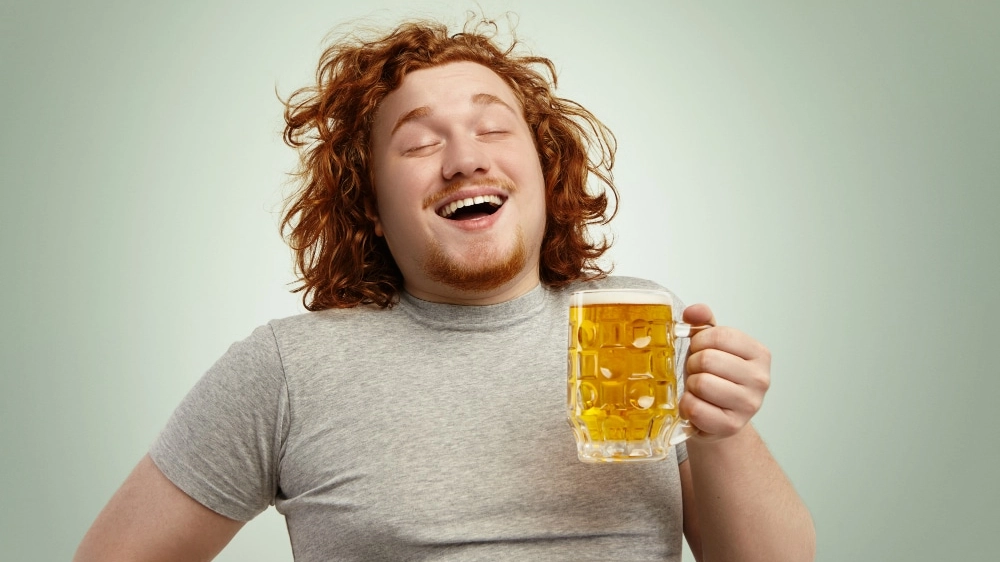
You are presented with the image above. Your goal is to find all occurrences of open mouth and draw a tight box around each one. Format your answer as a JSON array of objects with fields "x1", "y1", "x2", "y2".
[{"x1": 437, "y1": 195, "x2": 506, "y2": 220}]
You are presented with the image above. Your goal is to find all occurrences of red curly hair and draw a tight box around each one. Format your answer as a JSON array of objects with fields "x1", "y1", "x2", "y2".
[{"x1": 281, "y1": 16, "x2": 617, "y2": 310}]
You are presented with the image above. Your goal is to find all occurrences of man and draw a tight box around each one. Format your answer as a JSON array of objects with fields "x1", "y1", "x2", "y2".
[{"x1": 76, "y1": 18, "x2": 815, "y2": 561}]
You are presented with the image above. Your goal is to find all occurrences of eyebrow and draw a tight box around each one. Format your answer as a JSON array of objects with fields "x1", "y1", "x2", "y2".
[
  {"x1": 390, "y1": 106, "x2": 432, "y2": 136},
  {"x1": 472, "y1": 92, "x2": 516, "y2": 113},
  {"x1": 389, "y1": 93, "x2": 518, "y2": 136}
]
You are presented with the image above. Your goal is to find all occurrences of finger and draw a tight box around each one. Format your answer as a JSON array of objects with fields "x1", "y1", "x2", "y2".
[
  {"x1": 681, "y1": 303, "x2": 716, "y2": 327},
  {"x1": 689, "y1": 326, "x2": 771, "y2": 364},
  {"x1": 684, "y1": 371, "x2": 764, "y2": 418},
  {"x1": 686, "y1": 347, "x2": 769, "y2": 389},
  {"x1": 678, "y1": 391, "x2": 748, "y2": 439}
]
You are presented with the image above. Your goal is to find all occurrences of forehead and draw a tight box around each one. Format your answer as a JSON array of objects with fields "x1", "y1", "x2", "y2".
[{"x1": 375, "y1": 61, "x2": 522, "y2": 127}]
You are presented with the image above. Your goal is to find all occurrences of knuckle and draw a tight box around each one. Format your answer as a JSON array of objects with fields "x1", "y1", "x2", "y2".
[
  {"x1": 759, "y1": 372, "x2": 771, "y2": 392},
  {"x1": 742, "y1": 391, "x2": 763, "y2": 414},
  {"x1": 683, "y1": 373, "x2": 703, "y2": 396},
  {"x1": 752, "y1": 368, "x2": 771, "y2": 391},
  {"x1": 691, "y1": 403, "x2": 713, "y2": 429},
  {"x1": 684, "y1": 351, "x2": 701, "y2": 374},
  {"x1": 696, "y1": 349, "x2": 722, "y2": 374},
  {"x1": 724, "y1": 417, "x2": 742, "y2": 435},
  {"x1": 678, "y1": 394, "x2": 696, "y2": 420},
  {"x1": 682, "y1": 394, "x2": 708, "y2": 423},
  {"x1": 759, "y1": 345, "x2": 772, "y2": 364}
]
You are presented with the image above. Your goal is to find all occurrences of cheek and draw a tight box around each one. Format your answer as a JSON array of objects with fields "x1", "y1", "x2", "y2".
[
  {"x1": 523, "y1": 158, "x2": 547, "y2": 207},
  {"x1": 522, "y1": 146, "x2": 546, "y2": 187},
  {"x1": 373, "y1": 182, "x2": 425, "y2": 244},
  {"x1": 373, "y1": 165, "x2": 414, "y2": 217},
  {"x1": 374, "y1": 194, "x2": 404, "y2": 236},
  {"x1": 498, "y1": 144, "x2": 544, "y2": 184}
]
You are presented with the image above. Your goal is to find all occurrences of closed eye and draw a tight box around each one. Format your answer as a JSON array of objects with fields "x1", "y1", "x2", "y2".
[{"x1": 403, "y1": 141, "x2": 440, "y2": 155}]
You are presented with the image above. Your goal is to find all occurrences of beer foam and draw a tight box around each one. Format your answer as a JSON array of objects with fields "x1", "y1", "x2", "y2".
[{"x1": 571, "y1": 289, "x2": 673, "y2": 306}]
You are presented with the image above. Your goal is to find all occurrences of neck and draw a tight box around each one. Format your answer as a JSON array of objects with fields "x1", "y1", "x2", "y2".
[{"x1": 404, "y1": 271, "x2": 541, "y2": 306}]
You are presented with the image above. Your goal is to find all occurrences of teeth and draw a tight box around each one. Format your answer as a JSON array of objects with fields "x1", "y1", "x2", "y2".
[{"x1": 439, "y1": 194, "x2": 504, "y2": 218}]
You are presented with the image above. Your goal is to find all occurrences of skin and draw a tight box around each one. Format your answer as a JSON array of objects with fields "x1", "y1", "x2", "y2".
[
  {"x1": 75, "y1": 61, "x2": 815, "y2": 561},
  {"x1": 678, "y1": 304, "x2": 817, "y2": 561},
  {"x1": 369, "y1": 61, "x2": 548, "y2": 305},
  {"x1": 73, "y1": 455, "x2": 244, "y2": 561}
]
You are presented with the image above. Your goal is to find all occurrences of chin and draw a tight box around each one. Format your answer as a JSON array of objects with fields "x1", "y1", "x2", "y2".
[{"x1": 424, "y1": 236, "x2": 527, "y2": 293}]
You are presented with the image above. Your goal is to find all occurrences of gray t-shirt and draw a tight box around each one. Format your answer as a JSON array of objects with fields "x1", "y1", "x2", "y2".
[{"x1": 150, "y1": 276, "x2": 689, "y2": 561}]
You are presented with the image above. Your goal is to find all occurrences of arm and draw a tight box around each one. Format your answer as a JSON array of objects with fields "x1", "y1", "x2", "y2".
[
  {"x1": 681, "y1": 427, "x2": 815, "y2": 562},
  {"x1": 679, "y1": 304, "x2": 816, "y2": 562},
  {"x1": 74, "y1": 454, "x2": 245, "y2": 562}
]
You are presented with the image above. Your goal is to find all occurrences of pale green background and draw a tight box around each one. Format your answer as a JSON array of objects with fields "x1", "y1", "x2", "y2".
[{"x1": 1, "y1": 1, "x2": 997, "y2": 560}]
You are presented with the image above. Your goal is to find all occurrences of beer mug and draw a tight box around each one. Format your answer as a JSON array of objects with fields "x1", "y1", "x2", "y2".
[{"x1": 567, "y1": 288, "x2": 711, "y2": 463}]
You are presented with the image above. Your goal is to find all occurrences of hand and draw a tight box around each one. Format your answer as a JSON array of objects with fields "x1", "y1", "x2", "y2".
[{"x1": 679, "y1": 303, "x2": 771, "y2": 442}]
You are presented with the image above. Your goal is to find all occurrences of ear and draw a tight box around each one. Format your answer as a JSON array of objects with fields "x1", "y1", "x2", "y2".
[
  {"x1": 363, "y1": 197, "x2": 384, "y2": 237},
  {"x1": 365, "y1": 207, "x2": 384, "y2": 237}
]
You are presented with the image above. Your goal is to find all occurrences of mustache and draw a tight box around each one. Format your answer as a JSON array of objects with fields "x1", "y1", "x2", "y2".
[{"x1": 422, "y1": 177, "x2": 518, "y2": 210}]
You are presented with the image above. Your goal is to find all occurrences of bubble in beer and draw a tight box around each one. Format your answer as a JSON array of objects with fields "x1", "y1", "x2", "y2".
[{"x1": 580, "y1": 381, "x2": 599, "y2": 409}]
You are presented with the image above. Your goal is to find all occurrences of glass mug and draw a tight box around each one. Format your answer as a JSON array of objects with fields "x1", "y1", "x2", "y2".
[{"x1": 567, "y1": 289, "x2": 711, "y2": 463}]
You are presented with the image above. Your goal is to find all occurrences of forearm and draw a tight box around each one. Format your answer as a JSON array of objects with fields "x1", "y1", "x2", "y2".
[{"x1": 686, "y1": 425, "x2": 815, "y2": 562}]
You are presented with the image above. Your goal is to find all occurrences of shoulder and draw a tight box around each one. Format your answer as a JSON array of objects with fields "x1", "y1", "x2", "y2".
[
  {"x1": 259, "y1": 304, "x2": 404, "y2": 358},
  {"x1": 267, "y1": 304, "x2": 394, "y2": 335}
]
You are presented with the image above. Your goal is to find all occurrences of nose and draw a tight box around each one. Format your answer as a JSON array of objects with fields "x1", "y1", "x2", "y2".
[{"x1": 441, "y1": 135, "x2": 490, "y2": 180}]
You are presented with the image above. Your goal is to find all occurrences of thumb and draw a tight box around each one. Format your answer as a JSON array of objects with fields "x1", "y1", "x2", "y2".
[{"x1": 682, "y1": 303, "x2": 716, "y2": 327}]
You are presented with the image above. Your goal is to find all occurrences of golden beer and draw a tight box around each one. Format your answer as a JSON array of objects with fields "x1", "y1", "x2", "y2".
[{"x1": 567, "y1": 290, "x2": 685, "y2": 462}]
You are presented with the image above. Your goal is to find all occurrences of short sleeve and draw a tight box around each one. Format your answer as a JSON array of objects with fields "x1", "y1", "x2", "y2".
[{"x1": 149, "y1": 324, "x2": 289, "y2": 521}]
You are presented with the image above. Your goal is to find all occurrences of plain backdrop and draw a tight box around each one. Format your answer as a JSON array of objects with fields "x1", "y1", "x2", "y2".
[{"x1": 2, "y1": 1, "x2": 998, "y2": 560}]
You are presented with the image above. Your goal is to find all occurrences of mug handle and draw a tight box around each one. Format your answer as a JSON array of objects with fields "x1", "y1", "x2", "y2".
[{"x1": 667, "y1": 321, "x2": 714, "y2": 445}]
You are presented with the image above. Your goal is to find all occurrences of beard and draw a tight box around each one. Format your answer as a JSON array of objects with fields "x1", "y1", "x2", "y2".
[{"x1": 422, "y1": 227, "x2": 528, "y2": 293}]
